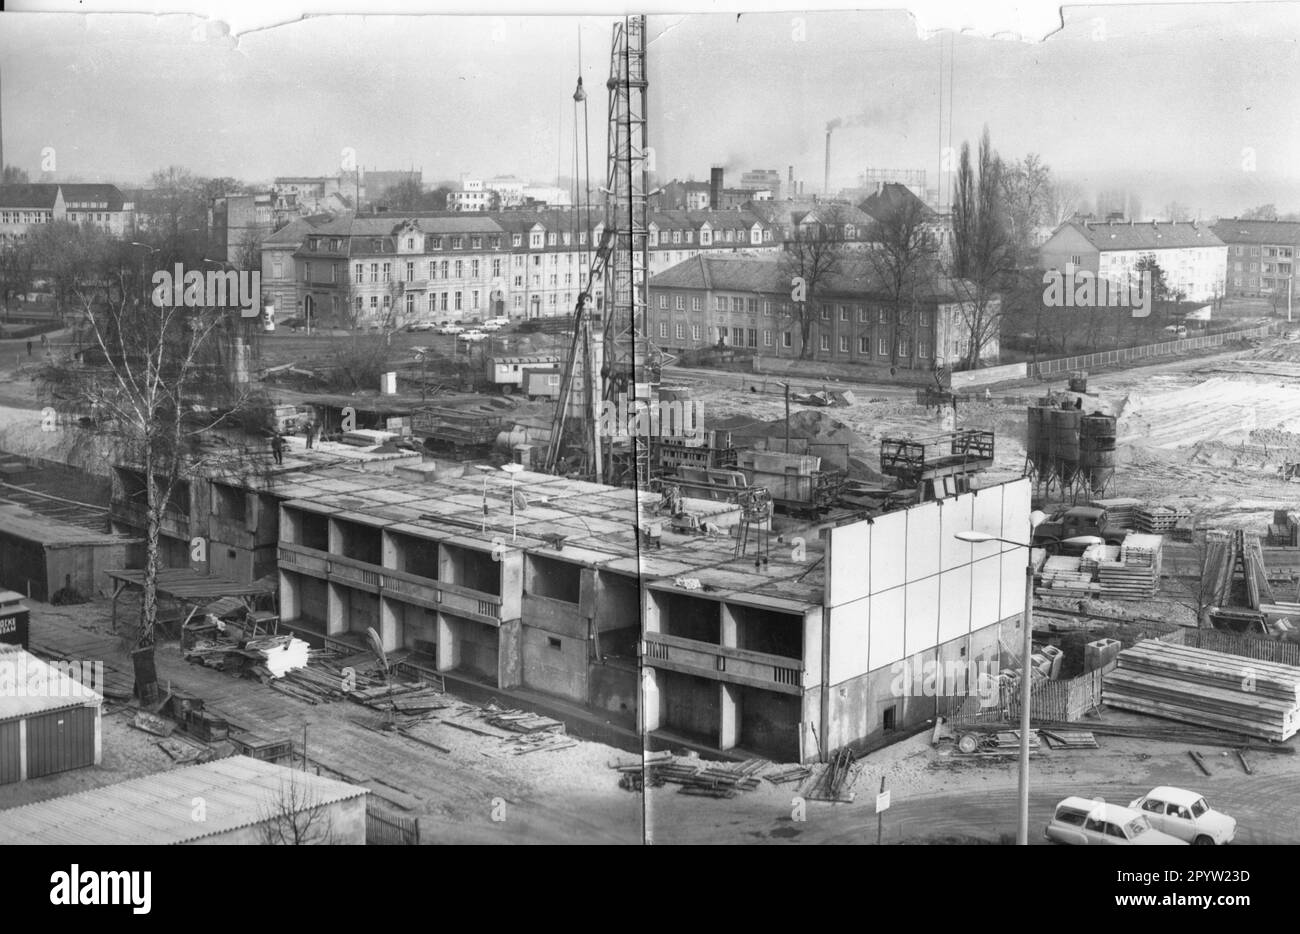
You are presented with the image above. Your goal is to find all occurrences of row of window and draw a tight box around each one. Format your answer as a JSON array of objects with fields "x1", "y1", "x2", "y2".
[
  {"x1": 0, "y1": 211, "x2": 52, "y2": 224},
  {"x1": 1232, "y1": 261, "x2": 1293, "y2": 274},
  {"x1": 653, "y1": 292, "x2": 935, "y2": 327},
  {"x1": 1231, "y1": 245, "x2": 1295, "y2": 258},
  {"x1": 654, "y1": 320, "x2": 932, "y2": 357}
]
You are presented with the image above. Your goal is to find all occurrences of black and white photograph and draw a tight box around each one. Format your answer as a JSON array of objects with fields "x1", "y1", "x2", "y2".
[{"x1": 0, "y1": 0, "x2": 1294, "y2": 868}]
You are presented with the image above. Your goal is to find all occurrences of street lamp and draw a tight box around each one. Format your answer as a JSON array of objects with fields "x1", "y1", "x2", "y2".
[
  {"x1": 953, "y1": 519, "x2": 1102, "y2": 846},
  {"x1": 500, "y1": 462, "x2": 524, "y2": 542}
]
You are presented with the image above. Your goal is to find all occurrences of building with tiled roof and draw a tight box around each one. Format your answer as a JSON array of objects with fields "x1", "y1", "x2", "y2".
[
  {"x1": 1039, "y1": 219, "x2": 1227, "y2": 302},
  {"x1": 1209, "y1": 218, "x2": 1299, "y2": 299},
  {"x1": 647, "y1": 252, "x2": 996, "y2": 368},
  {"x1": 0, "y1": 183, "x2": 135, "y2": 240}
]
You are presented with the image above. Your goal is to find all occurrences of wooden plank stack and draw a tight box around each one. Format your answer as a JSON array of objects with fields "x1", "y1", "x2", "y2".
[
  {"x1": 1135, "y1": 505, "x2": 1191, "y2": 534},
  {"x1": 1103, "y1": 640, "x2": 1300, "y2": 741},
  {"x1": 1091, "y1": 498, "x2": 1142, "y2": 530},
  {"x1": 1040, "y1": 556, "x2": 1098, "y2": 593}
]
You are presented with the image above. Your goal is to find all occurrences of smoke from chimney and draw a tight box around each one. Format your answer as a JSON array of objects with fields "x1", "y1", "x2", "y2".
[{"x1": 824, "y1": 130, "x2": 832, "y2": 197}]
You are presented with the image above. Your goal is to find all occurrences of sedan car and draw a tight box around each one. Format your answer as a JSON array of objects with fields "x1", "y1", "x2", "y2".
[
  {"x1": 434, "y1": 323, "x2": 464, "y2": 335},
  {"x1": 480, "y1": 320, "x2": 505, "y2": 331},
  {"x1": 457, "y1": 329, "x2": 488, "y2": 343},
  {"x1": 1128, "y1": 787, "x2": 1235, "y2": 845},
  {"x1": 1045, "y1": 797, "x2": 1187, "y2": 845},
  {"x1": 406, "y1": 321, "x2": 436, "y2": 332}
]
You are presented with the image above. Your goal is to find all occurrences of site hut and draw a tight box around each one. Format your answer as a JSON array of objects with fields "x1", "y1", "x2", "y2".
[
  {"x1": 0, "y1": 755, "x2": 368, "y2": 844},
  {"x1": 0, "y1": 645, "x2": 103, "y2": 785},
  {"x1": 486, "y1": 353, "x2": 562, "y2": 394},
  {"x1": 0, "y1": 502, "x2": 137, "y2": 603},
  {"x1": 642, "y1": 478, "x2": 1032, "y2": 763},
  {"x1": 275, "y1": 466, "x2": 741, "y2": 725}
]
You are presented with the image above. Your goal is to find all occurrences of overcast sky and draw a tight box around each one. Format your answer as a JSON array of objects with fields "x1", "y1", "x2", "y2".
[{"x1": 0, "y1": 4, "x2": 1297, "y2": 217}]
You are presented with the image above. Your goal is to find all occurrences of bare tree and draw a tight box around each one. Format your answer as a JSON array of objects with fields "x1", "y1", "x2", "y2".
[
  {"x1": 1164, "y1": 202, "x2": 1192, "y2": 223},
  {"x1": 258, "y1": 777, "x2": 338, "y2": 845},
  {"x1": 945, "y1": 128, "x2": 1011, "y2": 369},
  {"x1": 0, "y1": 239, "x2": 34, "y2": 319},
  {"x1": 863, "y1": 194, "x2": 934, "y2": 367},
  {"x1": 37, "y1": 248, "x2": 273, "y2": 699},
  {"x1": 999, "y1": 153, "x2": 1053, "y2": 264},
  {"x1": 778, "y1": 204, "x2": 848, "y2": 359},
  {"x1": 1043, "y1": 178, "x2": 1086, "y2": 229},
  {"x1": 2, "y1": 166, "x2": 29, "y2": 185},
  {"x1": 1241, "y1": 204, "x2": 1279, "y2": 221}
]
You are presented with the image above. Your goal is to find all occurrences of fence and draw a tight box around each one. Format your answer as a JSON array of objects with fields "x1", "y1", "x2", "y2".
[
  {"x1": 365, "y1": 802, "x2": 420, "y2": 845},
  {"x1": 1032, "y1": 323, "x2": 1278, "y2": 379},
  {"x1": 1155, "y1": 626, "x2": 1300, "y2": 667},
  {"x1": 939, "y1": 667, "x2": 1107, "y2": 727}
]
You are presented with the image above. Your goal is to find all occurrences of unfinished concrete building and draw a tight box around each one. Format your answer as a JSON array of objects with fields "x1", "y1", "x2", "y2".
[{"x1": 274, "y1": 467, "x2": 742, "y2": 726}]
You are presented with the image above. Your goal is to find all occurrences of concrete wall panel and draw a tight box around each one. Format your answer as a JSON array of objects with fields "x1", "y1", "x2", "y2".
[
  {"x1": 905, "y1": 577, "x2": 940, "y2": 658},
  {"x1": 905, "y1": 501, "x2": 941, "y2": 583},
  {"x1": 827, "y1": 521, "x2": 870, "y2": 605},
  {"x1": 827, "y1": 598, "x2": 869, "y2": 686},
  {"x1": 938, "y1": 494, "x2": 975, "y2": 572},
  {"x1": 867, "y1": 587, "x2": 905, "y2": 671},
  {"x1": 938, "y1": 565, "x2": 973, "y2": 644},
  {"x1": 869, "y1": 510, "x2": 907, "y2": 594}
]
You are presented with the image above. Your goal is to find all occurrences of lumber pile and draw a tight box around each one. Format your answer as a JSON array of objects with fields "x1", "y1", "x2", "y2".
[
  {"x1": 799, "y1": 747, "x2": 857, "y2": 802},
  {"x1": 1104, "y1": 640, "x2": 1300, "y2": 741},
  {"x1": 611, "y1": 756, "x2": 770, "y2": 797},
  {"x1": 1135, "y1": 505, "x2": 1190, "y2": 534},
  {"x1": 245, "y1": 635, "x2": 309, "y2": 677},
  {"x1": 1040, "y1": 556, "x2": 1097, "y2": 593},
  {"x1": 1091, "y1": 498, "x2": 1142, "y2": 530}
]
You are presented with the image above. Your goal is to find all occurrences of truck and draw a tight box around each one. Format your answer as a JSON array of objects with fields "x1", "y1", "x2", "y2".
[{"x1": 1032, "y1": 506, "x2": 1128, "y2": 554}]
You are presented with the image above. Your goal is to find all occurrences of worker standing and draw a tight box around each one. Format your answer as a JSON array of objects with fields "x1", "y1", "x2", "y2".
[{"x1": 271, "y1": 432, "x2": 284, "y2": 465}]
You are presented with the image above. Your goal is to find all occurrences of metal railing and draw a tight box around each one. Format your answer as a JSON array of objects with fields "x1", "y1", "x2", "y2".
[{"x1": 1033, "y1": 323, "x2": 1278, "y2": 379}]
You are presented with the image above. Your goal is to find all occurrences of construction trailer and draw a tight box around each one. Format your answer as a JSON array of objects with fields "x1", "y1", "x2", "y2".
[{"x1": 486, "y1": 354, "x2": 562, "y2": 394}]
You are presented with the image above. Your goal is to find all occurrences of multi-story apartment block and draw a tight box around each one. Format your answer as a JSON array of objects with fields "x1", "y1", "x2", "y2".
[
  {"x1": 0, "y1": 183, "x2": 135, "y2": 241},
  {"x1": 743, "y1": 199, "x2": 876, "y2": 249},
  {"x1": 1210, "y1": 218, "x2": 1299, "y2": 299},
  {"x1": 1039, "y1": 219, "x2": 1227, "y2": 303},
  {"x1": 645, "y1": 210, "x2": 780, "y2": 276},
  {"x1": 647, "y1": 253, "x2": 996, "y2": 368}
]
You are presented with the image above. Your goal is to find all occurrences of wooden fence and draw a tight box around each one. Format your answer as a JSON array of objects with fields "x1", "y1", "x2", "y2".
[
  {"x1": 1032, "y1": 323, "x2": 1278, "y2": 379},
  {"x1": 365, "y1": 802, "x2": 420, "y2": 845},
  {"x1": 939, "y1": 667, "x2": 1107, "y2": 726},
  {"x1": 1156, "y1": 626, "x2": 1300, "y2": 667}
]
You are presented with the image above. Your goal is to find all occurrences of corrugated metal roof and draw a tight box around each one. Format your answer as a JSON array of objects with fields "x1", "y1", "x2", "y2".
[
  {"x1": 0, "y1": 646, "x2": 102, "y2": 723},
  {"x1": 0, "y1": 756, "x2": 368, "y2": 845}
]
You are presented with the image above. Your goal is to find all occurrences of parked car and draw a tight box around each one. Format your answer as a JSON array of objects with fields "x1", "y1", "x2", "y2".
[
  {"x1": 457, "y1": 329, "x2": 488, "y2": 343},
  {"x1": 1128, "y1": 787, "x2": 1235, "y2": 845},
  {"x1": 434, "y1": 323, "x2": 464, "y2": 335},
  {"x1": 407, "y1": 320, "x2": 436, "y2": 332},
  {"x1": 480, "y1": 320, "x2": 505, "y2": 331},
  {"x1": 485, "y1": 315, "x2": 511, "y2": 328},
  {"x1": 1164, "y1": 324, "x2": 1189, "y2": 337},
  {"x1": 1044, "y1": 797, "x2": 1187, "y2": 845},
  {"x1": 279, "y1": 316, "x2": 307, "y2": 331}
]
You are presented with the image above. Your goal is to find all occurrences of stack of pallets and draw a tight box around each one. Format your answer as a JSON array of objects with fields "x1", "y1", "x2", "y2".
[
  {"x1": 1095, "y1": 534, "x2": 1163, "y2": 598},
  {"x1": 1040, "y1": 556, "x2": 1098, "y2": 593},
  {"x1": 1103, "y1": 640, "x2": 1300, "y2": 741}
]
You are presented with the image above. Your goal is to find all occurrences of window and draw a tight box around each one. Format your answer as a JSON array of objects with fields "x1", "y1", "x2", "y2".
[
  {"x1": 303, "y1": 262, "x2": 312, "y2": 282},
  {"x1": 898, "y1": 336, "x2": 911, "y2": 357},
  {"x1": 514, "y1": 275, "x2": 523, "y2": 287},
  {"x1": 675, "y1": 295, "x2": 685, "y2": 311},
  {"x1": 675, "y1": 323, "x2": 686, "y2": 340},
  {"x1": 685, "y1": 230, "x2": 694, "y2": 244},
  {"x1": 918, "y1": 340, "x2": 931, "y2": 358},
  {"x1": 920, "y1": 310, "x2": 933, "y2": 328},
  {"x1": 782, "y1": 332, "x2": 791, "y2": 348},
  {"x1": 356, "y1": 297, "x2": 364, "y2": 313},
  {"x1": 405, "y1": 293, "x2": 414, "y2": 314},
  {"x1": 472, "y1": 290, "x2": 480, "y2": 309},
  {"x1": 492, "y1": 259, "x2": 502, "y2": 278},
  {"x1": 819, "y1": 305, "x2": 829, "y2": 320},
  {"x1": 441, "y1": 293, "x2": 449, "y2": 311},
  {"x1": 382, "y1": 294, "x2": 391, "y2": 309},
  {"x1": 747, "y1": 329, "x2": 757, "y2": 348},
  {"x1": 471, "y1": 236, "x2": 482, "y2": 250},
  {"x1": 454, "y1": 260, "x2": 464, "y2": 278},
  {"x1": 455, "y1": 291, "x2": 463, "y2": 310},
  {"x1": 549, "y1": 275, "x2": 558, "y2": 287},
  {"x1": 273, "y1": 262, "x2": 283, "y2": 279},
  {"x1": 733, "y1": 327, "x2": 744, "y2": 345},
  {"x1": 382, "y1": 262, "x2": 391, "y2": 281},
  {"x1": 429, "y1": 294, "x2": 436, "y2": 312},
  {"x1": 859, "y1": 336, "x2": 869, "y2": 353},
  {"x1": 732, "y1": 297, "x2": 744, "y2": 313},
  {"x1": 692, "y1": 296, "x2": 702, "y2": 312},
  {"x1": 354, "y1": 264, "x2": 363, "y2": 283},
  {"x1": 747, "y1": 298, "x2": 758, "y2": 315},
  {"x1": 878, "y1": 307, "x2": 888, "y2": 324},
  {"x1": 658, "y1": 294, "x2": 668, "y2": 309},
  {"x1": 369, "y1": 296, "x2": 378, "y2": 310},
  {"x1": 715, "y1": 296, "x2": 725, "y2": 312},
  {"x1": 513, "y1": 295, "x2": 522, "y2": 309},
  {"x1": 691, "y1": 324, "x2": 701, "y2": 341},
  {"x1": 512, "y1": 234, "x2": 523, "y2": 247},
  {"x1": 530, "y1": 232, "x2": 543, "y2": 249},
  {"x1": 820, "y1": 334, "x2": 830, "y2": 351},
  {"x1": 839, "y1": 335, "x2": 849, "y2": 352},
  {"x1": 839, "y1": 305, "x2": 849, "y2": 322},
  {"x1": 440, "y1": 261, "x2": 449, "y2": 278},
  {"x1": 452, "y1": 237, "x2": 464, "y2": 249},
  {"x1": 658, "y1": 322, "x2": 669, "y2": 338},
  {"x1": 878, "y1": 337, "x2": 888, "y2": 356},
  {"x1": 370, "y1": 263, "x2": 379, "y2": 283},
  {"x1": 405, "y1": 262, "x2": 414, "y2": 282},
  {"x1": 431, "y1": 237, "x2": 442, "y2": 250}
]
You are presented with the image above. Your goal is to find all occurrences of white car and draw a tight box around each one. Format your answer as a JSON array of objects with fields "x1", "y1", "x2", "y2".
[
  {"x1": 1044, "y1": 797, "x2": 1186, "y2": 846},
  {"x1": 1128, "y1": 787, "x2": 1236, "y2": 845},
  {"x1": 457, "y1": 329, "x2": 488, "y2": 343},
  {"x1": 434, "y1": 323, "x2": 464, "y2": 335},
  {"x1": 480, "y1": 320, "x2": 505, "y2": 331},
  {"x1": 485, "y1": 316, "x2": 511, "y2": 328}
]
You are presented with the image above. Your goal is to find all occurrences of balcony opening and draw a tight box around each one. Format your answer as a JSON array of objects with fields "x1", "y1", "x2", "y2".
[
  {"x1": 212, "y1": 482, "x2": 247, "y2": 524},
  {"x1": 657, "y1": 669, "x2": 720, "y2": 747},
  {"x1": 299, "y1": 512, "x2": 329, "y2": 551},
  {"x1": 441, "y1": 544, "x2": 500, "y2": 596},
  {"x1": 594, "y1": 573, "x2": 640, "y2": 662},
  {"x1": 657, "y1": 592, "x2": 720, "y2": 645},
  {"x1": 729, "y1": 605, "x2": 802, "y2": 660},
  {"x1": 442, "y1": 612, "x2": 499, "y2": 683},
  {"x1": 737, "y1": 686, "x2": 801, "y2": 762},
  {"x1": 388, "y1": 531, "x2": 438, "y2": 581},
  {"x1": 336, "y1": 520, "x2": 381, "y2": 566},
  {"x1": 525, "y1": 555, "x2": 580, "y2": 603}
]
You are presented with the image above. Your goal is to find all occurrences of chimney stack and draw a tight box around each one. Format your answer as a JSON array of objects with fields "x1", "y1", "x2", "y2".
[
  {"x1": 710, "y1": 166, "x2": 723, "y2": 211},
  {"x1": 824, "y1": 130, "x2": 832, "y2": 197}
]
